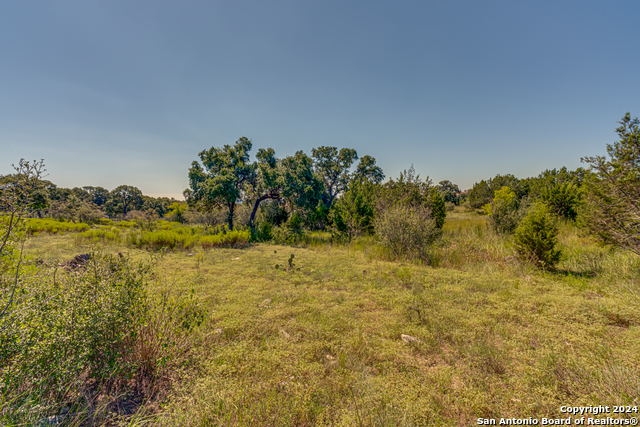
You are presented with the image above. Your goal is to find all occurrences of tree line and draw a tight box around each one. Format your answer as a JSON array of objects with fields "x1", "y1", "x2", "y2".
[
  {"x1": 0, "y1": 176, "x2": 183, "y2": 224},
  {"x1": 1, "y1": 112, "x2": 638, "y2": 262}
]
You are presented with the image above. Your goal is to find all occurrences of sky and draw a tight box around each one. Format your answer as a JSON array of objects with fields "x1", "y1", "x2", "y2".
[{"x1": 1, "y1": 1, "x2": 639, "y2": 198}]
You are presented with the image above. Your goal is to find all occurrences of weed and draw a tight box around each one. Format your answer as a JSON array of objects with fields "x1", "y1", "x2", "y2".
[{"x1": 275, "y1": 253, "x2": 298, "y2": 271}]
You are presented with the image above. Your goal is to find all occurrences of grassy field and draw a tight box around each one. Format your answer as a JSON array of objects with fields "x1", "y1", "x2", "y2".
[{"x1": 21, "y1": 210, "x2": 640, "y2": 426}]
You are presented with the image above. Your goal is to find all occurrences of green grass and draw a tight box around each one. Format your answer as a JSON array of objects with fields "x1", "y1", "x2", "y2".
[
  {"x1": 19, "y1": 218, "x2": 640, "y2": 426},
  {"x1": 442, "y1": 207, "x2": 489, "y2": 233},
  {"x1": 24, "y1": 217, "x2": 90, "y2": 234}
]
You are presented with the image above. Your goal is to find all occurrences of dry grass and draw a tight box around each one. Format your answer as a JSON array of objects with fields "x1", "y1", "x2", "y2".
[{"x1": 20, "y1": 214, "x2": 640, "y2": 426}]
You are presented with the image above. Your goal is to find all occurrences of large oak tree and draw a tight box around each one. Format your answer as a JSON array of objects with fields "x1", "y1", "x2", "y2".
[{"x1": 186, "y1": 137, "x2": 256, "y2": 231}]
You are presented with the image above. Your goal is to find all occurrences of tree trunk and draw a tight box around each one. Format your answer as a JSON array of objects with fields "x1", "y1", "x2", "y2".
[
  {"x1": 328, "y1": 190, "x2": 338, "y2": 209},
  {"x1": 227, "y1": 202, "x2": 235, "y2": 230},
  {"x1": 249, "y1": 195, "x2": 270, "y2": 231}
]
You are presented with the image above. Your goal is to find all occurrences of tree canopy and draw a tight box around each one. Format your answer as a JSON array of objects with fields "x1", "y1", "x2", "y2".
[
  {"x1": 186, "y1": 137, "x2": 257, "y2": 230},
  {"x1": 312, "y1": 146, "x2": 358, "y2": 209},
  {"x1": 107, "y1": 185, "x2": 143, "y2": 216},
  {"x1": 581, "y1": 112, "x2": 640, "y2": 255},
  {"x1": 353, "y1": 155, "x2": 384, "y2": 184}
]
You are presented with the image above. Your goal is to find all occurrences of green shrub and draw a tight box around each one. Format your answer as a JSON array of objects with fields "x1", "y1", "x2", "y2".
[
  {"x1": 428, "y1": 187, "x2": 446, "y2": 229},
  {"x1": 541, "y1": 182, "x2": 581, "y2": 221},
  {"x1": 331, "y1": 180, "x2": 375, "y2": 241},
  {"x1": 514, "y1": 203, "x2": 562, "y2": 268},
  {"x1": 483, "y1": 186, "x2": 523, "y2": 234},
  {"x1": 254, "y1": 221, "x2": 273, "y2": 242},
  {"x1": 76, "y1": 228, "x2": 121, "y2": 243},
  {"x1": 164, "y1": 202, "x2": 188, "y2": 223},
  {"x1": 374, "y1": 204, "x2": 440, "y2": 261},
  {"x1": 284, "y1": 211, "x2": 304, "y2": 242},
  {"x1": 1, "y1": 253, "x2": 148, "y2": 418},
  {"x1": 0, "y1": 252, "x2": 205, "y2": 425},
  {"x1": 25, "y1": 218, "x2": 90, "y2": 234}
]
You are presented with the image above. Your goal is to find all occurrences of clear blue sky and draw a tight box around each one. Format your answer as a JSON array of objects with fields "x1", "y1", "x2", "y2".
[{"x1": 1, "y1": 1, "x2": 639, "y2": 198}]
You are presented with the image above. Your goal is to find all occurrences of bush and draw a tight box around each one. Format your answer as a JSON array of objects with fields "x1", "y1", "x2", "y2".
[
  {"x1": 514, "y1": 203, "x2": 562, "y2": 268},
  {"x1": 483, "y1": 186, "x2": 523, "y2": 235},
  {"x1": 164, "y1": 202, "x2": 187, "y2": 223},
  {"x1": 1, "y1": 253, "x2": 147, "y2": 383},
  {"x1": 25, "y1": 218, "x2": 90, "y2": 234},
  {"x1": 541, "y1": 182, "x2": 581, "y2": 221},
  {"x1": 428, "y1": 187, "x2": 446, "y2": 230},
  {"x1": 284, "y1": 211, "x2": 304, "y2": 242},
  {"x1": 331, "y1": 180, "x2": 375, "y2": 241},
  {"x1": 0, "y1": 252, "x2": 205, "y2": 424},
  {"x1": 75, "y1": 228, "x2": 121, "y2": 243},
  {"x1": 253, "y1": 221, "x2": 273, "y2": 242},
  {"x1": 374, "y1": 204, "x2": 440, "y2": 261}
]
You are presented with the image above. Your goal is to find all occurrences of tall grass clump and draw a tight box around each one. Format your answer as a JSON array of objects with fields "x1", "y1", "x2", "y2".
[
  {"x1": 25, "y1": 218, "x2": 90, "y2": 234},
  {"x1": 374, "y1": 204, "x2": 440, "y2": 261},
  {"x1": 75, "y1": 228, "x2": 121, "y2": 244},
  {"x1": 114, "y1": 220, "x2": 137, "y2": 228},
  {"x1": 200, "y1": 227, "x2": 251, "y2": 248},
  {"x1": 437, "y1": 222, "x2": 513, "y2": 270},
  {"x1": 129, "y1": 230, "x2": 199, "y2": 251}
]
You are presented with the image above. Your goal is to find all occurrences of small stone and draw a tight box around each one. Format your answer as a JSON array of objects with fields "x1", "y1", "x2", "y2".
[
  {"x1": 325, "y1": 354, "x2": 335, "y2": 360},
  {"x1": 401, "y1": 334, "x2": 420, "y2": 343}
]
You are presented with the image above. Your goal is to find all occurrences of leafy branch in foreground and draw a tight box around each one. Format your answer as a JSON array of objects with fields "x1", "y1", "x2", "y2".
[{"x1": 0, "y1": 159, "x2": 46, "y2": 321}]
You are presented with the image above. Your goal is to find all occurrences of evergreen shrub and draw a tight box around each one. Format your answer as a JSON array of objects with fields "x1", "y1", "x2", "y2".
[{"x1": 514, "y1": 203, "x2": 562, "y2": 268}]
